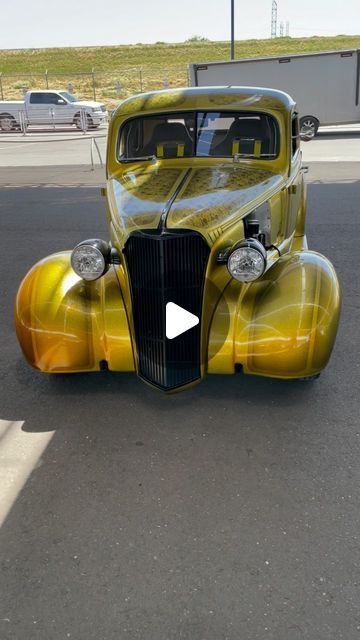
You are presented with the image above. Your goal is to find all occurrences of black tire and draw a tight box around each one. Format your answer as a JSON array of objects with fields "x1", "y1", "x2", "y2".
[
  {"x1": 300, "y1": 116, "x2": 319, "y2": 141},
  {"x1": 73, "y1": 112, "x2": 94, "y2": 130},
  {"x1": 0, "y1": 113, "x2": 16, "y2": 132}
]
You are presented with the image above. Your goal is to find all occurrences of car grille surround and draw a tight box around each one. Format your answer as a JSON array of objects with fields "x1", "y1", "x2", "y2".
[{"x1": 124, "y1": 230, "x2": 210, "y2": 390}]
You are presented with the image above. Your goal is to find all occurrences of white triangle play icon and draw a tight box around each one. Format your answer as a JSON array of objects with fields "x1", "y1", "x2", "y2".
[{"x1": 166, "y1": 302, "x2": 199, "y2": 340}]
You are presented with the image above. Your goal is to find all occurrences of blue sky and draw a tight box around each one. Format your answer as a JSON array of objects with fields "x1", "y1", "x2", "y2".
[{"x1": 3, "y1": 0, "x2": 360, "y2": 49}]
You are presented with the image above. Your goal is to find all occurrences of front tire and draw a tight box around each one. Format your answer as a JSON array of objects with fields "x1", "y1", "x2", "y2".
[
  {"x1": 74, "y1": 113, "x2": 94, "y2": 130},
  {"x1": 300, "y1": 116, "x2": 319, "y2": 140},
  {"x1": 0, "y1": 113, "x2": 16, "y2": 132}
]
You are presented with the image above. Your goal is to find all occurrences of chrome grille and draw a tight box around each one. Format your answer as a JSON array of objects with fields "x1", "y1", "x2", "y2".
[{"x1": 124, "y1": 230, "x2": 210, "y2": 390}]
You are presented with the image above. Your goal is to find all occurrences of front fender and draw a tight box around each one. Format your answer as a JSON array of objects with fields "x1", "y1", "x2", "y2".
[
  {"x1": 208, "y1": 251, "x2": 341, "y2": 378},
  {"x1": 15, "y1": 252, "x2": 135, "y2": 373}
]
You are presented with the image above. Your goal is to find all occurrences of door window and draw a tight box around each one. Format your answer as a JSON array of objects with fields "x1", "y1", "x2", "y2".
[{"x1": 29, "y1": 93, "x2": 62, "y2": 105}]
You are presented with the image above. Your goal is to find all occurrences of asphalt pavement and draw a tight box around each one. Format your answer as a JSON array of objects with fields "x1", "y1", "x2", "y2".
[{"x1": 0, "y1": 163, "x2": 359, "y2": 639}]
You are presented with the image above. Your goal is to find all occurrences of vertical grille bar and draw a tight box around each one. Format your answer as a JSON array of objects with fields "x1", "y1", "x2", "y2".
[{"x1": 124, "y1": 230, "x2": 210, "y2": 390}]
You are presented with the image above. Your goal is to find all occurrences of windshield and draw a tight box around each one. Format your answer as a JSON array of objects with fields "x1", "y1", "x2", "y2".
[
  {"x1": 59, "y1": 91, "x2": 78, "y2": 103},
  {"x1": 119, "y1": 111, "x2": 279, "y2": 161}
]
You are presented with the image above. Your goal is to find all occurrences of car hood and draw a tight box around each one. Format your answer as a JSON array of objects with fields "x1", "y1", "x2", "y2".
[
  {"x1": 109, "y1": 164, "x2": 284, "y2": 244},
  {"x1": 73, "y1": 100, "x2": 106, "y2": 110}
]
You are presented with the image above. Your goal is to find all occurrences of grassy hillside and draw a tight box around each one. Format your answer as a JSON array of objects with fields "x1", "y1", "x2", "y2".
[{"x1": 1, "y1": 35, "x2": 359, "y2": 107}]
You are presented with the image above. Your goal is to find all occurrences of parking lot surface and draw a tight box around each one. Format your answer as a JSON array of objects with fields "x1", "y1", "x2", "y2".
[{"x1": 0, "y1": 162, "x2": 359, "y2": 639}]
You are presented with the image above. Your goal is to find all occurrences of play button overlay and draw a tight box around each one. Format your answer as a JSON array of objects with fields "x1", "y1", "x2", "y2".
[{"x1": 166, "y1": 302, "x2": 199, "y2": 340}]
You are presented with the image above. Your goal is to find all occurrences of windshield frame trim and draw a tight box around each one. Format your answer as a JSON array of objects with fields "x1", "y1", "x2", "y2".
[{"x1": 117, "y1": 109, "x2": 280, "y2": 163}]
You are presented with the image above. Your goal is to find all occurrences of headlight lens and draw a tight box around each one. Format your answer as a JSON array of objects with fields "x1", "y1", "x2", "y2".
[
  {"x1": 227, "y1": 238, "x2": 266, "y2": 283},
  {"x1": 71, "y1": 239, "x2": 109, "y2": 281}
]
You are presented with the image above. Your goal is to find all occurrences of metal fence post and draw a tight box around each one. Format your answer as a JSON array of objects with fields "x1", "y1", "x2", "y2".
[
  {"x1": 45, "y1": 70, "x2": 49, "y2": 89},
  {"x1": 139, "y1": 68, "x2": 143, "y2": 92},
  {"x1": 90, "y1": 137, "x2": 103, "y2": 170},
  {"x1": 90, "y1": 138, "x2": 95, "y2": 170},
  {"x1": 19, "y1": 110, "x2": 27, "y2": 136},
  {"x1": 92, "y1": 68, "x2": 96, "y2": 101},
  {"x1": 80, "y1": 108, "x2": 88, "y2": 134},
  {"x1": 0, "y1": 73, "x2": 3, "y2": 101},
  {"x1": 93, "y1": 138, "x2": 103, "y2": 165},
  {"x1": 49, "y1": 107, "x2": 55, "y2": 130},
  {"x1": 115, "y1": 81, "x2": 122, "y2": 97}
]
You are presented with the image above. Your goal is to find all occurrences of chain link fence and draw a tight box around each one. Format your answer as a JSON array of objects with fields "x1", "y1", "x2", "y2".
[{"x1": 0, "y1": 66, "x2": 190, "y2": 110}]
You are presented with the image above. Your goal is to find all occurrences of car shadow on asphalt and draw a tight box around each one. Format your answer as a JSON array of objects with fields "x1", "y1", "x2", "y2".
[{"x1": 13, "y1": 355, "x2": 325, "y2": 435}]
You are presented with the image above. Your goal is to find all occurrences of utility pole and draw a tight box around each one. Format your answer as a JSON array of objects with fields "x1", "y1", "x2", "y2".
[
  {"x1": 230, "y1": 0, "x2": 235, "y2": 60},
  {"x1": 271, "y1": 0, "x2": 277, "y2": 38}
]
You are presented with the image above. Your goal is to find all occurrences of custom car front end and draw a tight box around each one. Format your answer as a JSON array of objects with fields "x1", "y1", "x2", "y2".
[{"x1": 15, "y1": 87, "x2": 341, "y2": 392}]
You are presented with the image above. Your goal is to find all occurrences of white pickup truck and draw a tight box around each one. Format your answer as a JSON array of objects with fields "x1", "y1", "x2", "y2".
[{"x1": 0, "y1": 89, "x2": 108, "y2": 131}]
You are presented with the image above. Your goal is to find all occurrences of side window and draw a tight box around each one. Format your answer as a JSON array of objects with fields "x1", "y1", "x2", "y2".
[
  {"x1": 46, "y1": 93, "x2": 62, "y2": 105},
  {"x1": 29, "y1": 93, "x2": 61, "y2": 104},
  {"x1": 29, "y1": 93, "x2": 47, "y2": 104},
  {"x1": 292, "y1": 113, "x2": 300, "y2": 156}
]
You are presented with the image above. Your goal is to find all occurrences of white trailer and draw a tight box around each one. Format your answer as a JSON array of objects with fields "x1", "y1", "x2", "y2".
[{"x1": 189, "y1": 49, "x2": 360, "y2": 138}]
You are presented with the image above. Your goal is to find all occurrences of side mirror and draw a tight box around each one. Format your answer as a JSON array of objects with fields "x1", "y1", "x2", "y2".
[{"x1": 57, "y1": 99, "x2": 66, "y2": 105}]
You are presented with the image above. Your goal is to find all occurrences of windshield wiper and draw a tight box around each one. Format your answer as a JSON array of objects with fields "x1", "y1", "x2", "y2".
[
  {"x1": 121, "y1": 155, "x2": 157, "y2": 163},
  {"x1": 232, "y1": 153, "x2": 277, "y2": 161}
]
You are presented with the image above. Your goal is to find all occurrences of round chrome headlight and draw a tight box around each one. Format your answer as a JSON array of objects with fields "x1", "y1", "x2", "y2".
[
  {"x1": 71, "y1": 239, "x2": 109, "y2": 281},
  {"x1": 227, "y1": 238, "x2": 267, "y2": 283}
]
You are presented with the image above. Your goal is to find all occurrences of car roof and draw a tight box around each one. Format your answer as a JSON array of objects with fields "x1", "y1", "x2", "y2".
[{"x1": 113, "y1": 86, "x2": 295, "y2": 119}]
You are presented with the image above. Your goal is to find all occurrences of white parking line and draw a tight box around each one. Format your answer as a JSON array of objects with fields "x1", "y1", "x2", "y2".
[{"x1": 0, "y1": 419, "x2": 55, "y2": 527}]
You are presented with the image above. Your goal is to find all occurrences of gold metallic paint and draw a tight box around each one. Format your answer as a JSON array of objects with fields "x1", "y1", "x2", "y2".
[
  {"x1": 15, "y1": 253, "x2": 135, "y2": 373},
  {"x1": 15, "y1": 87, "x2": 341, "y2": 388},
  {"x1": 110, "y1": 166, "x2": 186, "y2": 232},
  {"x1": 208, "y1": 250, "x2": 341, "y2": 378},
  {"x1": 110, "y1": 86, "x2": 295, "y2": 120},
  {"x1": 108, "y1": 163, "x2": 285, "y2": 245},
  {"x1": 167, "y1": 165, "x2": 284, "y2": 242}
]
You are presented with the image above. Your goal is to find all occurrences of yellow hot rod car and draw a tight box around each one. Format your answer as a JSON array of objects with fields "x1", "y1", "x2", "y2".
[{"x1": 15, "y1": 87, "x2": 341, "y2": 392}]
